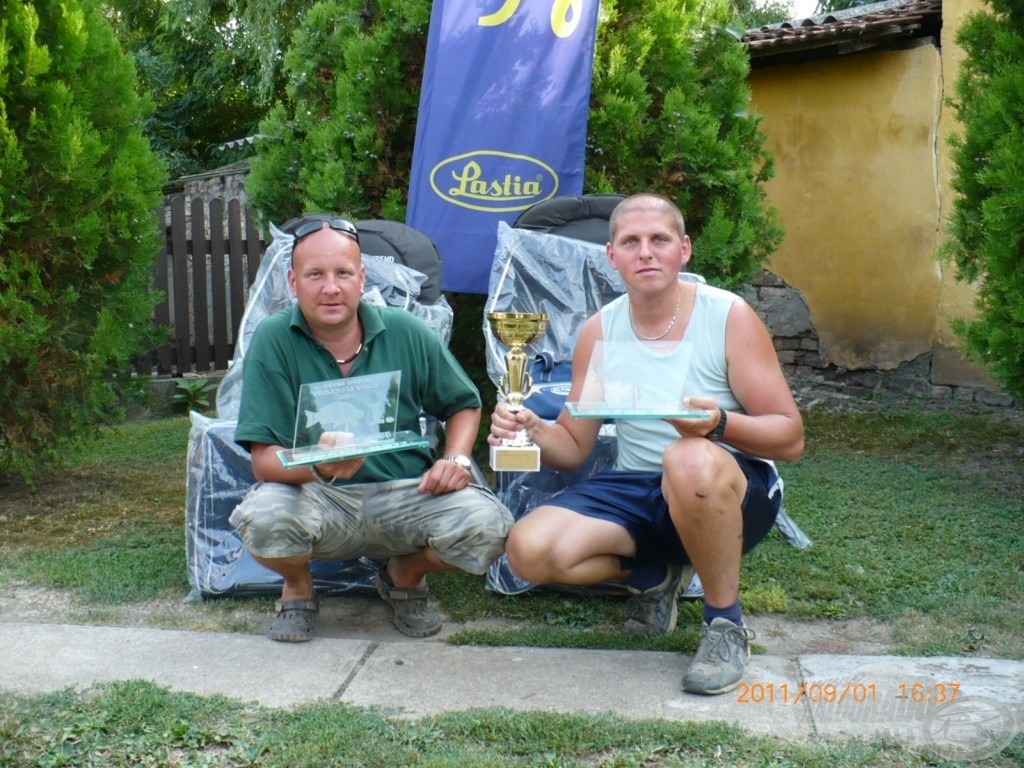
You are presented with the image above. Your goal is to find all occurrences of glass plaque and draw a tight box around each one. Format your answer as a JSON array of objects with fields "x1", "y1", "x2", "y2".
[
  {"x1": 277, "y1": 371, "x2": 429, "y2": 468},
  {"x1": 564, "y1": 340, "x2": 711, "y2": 421},
  {"x1": 565, "y1": 402, "x2": 710, "y2": 420}
]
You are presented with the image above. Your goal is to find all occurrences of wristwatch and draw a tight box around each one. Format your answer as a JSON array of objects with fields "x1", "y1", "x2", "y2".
[
  {"x1": 442, "y1": 454, "x2": 473, "y2": 472},
  {"x1": 706, "y1": 409, "x2": 728, "y2": 441},
  {"x1": 310, "y1": 464, "x2": 336, "y2": 484}
]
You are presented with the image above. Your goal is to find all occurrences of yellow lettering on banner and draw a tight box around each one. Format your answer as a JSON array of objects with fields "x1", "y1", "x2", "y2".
[
  {"x1": 479, "y1": 0, "x2": 583, "y2": 37},
  {"x1": 431, "y1": 151, "x2": 558, "y2": 211},
  {"x1": 447, "y1": 161, "x2": 542, "y2": 201},
  {"x1": 478, "y1": 0, "x2": 520, "y2": 27},
  {"x1": 551, "y1": 0, "x2": 581, "y2": 38},
  {"x1": 449, "y1": 161, "x2": 483, "y2": 194}
]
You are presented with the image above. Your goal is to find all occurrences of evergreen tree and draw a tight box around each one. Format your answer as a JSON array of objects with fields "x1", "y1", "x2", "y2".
[
  {"x1": 0, "y1": 0, "x2": 167, "y2": 481},
  {"x1": 944, "y1": 0, "x2": 1024, "y2": 401},
  {"x1": 587, "y1": 0, "x2": 782, "y2": 286},
  {"x1": 247, "y1": 0, "x2": 781, "y2": 289},
  {"x1": 246, "y1": 0, "x2": 427, "y2": 225}
]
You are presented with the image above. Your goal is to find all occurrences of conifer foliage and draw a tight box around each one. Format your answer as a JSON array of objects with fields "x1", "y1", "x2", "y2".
[
  {"x1": 587, "y1": 0, "x2": 782, "y2": 287},
  {"x1": 246, "y1": 0, "x2": 781, "y2": 290},
  {"x1": 0, "y1": 0, "x2": 166, "y2": 481},
  {"x1": 246, "y1": 0, "x2": 429, "y2": 226},
  {"x1": 945, "y1": 0, "x2": 1024, "y2": 401}
]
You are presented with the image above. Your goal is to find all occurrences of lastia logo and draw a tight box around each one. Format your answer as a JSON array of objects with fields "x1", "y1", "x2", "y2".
[{"x1": 431, "y1": 151, "x2": 558, "y2": 213}]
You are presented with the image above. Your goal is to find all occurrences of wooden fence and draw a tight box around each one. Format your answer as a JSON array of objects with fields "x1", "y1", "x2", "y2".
[{"x1": 136, "y1": 196, "x2": 266, "y2": 376}]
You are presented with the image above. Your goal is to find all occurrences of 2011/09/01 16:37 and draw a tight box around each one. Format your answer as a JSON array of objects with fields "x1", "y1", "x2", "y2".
[{"x1": 736, "y1": 681, "x2": 962, "y2": 705}]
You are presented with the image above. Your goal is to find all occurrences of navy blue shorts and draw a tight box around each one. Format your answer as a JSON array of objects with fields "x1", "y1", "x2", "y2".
[{"x1": 543, "y1": 454, "x2": 782, "y2": 565}]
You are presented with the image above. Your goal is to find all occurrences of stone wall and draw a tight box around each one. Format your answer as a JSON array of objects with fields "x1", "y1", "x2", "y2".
[
  {"x1": 751, "y1": 271, "x2": 1018, "y2": 412},
  {"x1": 164, "y1": 161, "x2": 251, "y2": 239},
  {"x1": 753, "y1": 272, "x2": 1015, "y2": 415}
]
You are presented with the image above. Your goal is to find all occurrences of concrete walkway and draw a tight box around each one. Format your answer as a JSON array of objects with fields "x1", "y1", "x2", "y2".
[{"x1": 1, "y1": 621, "x2": 1021, "y2": 761}]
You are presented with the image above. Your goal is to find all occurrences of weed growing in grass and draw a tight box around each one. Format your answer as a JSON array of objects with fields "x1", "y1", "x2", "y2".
[{"x1": 172, "y1": 377, "x2": 219, "y2": 413}]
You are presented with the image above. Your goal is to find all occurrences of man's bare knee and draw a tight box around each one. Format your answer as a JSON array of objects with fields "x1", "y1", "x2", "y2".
[
  {"x1": 664, "y1": 440, "x2": 742, "y2": 507},
  {"x1": 506, "y1": 527, "x2": 553, "y2": 582}
]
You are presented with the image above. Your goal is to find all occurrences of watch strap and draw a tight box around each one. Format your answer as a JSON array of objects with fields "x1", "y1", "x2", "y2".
[
  {"x1": 442, "y1": 454, "x2": 473, "y2": 471},
  {"x1": 707, "y1": 409, "x2": 728, "y2": 441}
]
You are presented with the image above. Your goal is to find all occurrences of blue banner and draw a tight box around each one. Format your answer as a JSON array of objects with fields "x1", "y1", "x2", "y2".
[{"x1": 406, "y1": 0, "x2": 600, "y2": 294}]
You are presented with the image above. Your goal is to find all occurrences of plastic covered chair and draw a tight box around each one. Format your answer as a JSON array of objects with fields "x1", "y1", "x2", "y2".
[{"x1": 186, "y1": 219, "x2": 455, "y2": 599}]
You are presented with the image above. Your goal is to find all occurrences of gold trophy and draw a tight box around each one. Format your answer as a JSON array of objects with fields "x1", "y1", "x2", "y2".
[{"x1": 488, "y1": 311, "x2": 548, "y2": 472}]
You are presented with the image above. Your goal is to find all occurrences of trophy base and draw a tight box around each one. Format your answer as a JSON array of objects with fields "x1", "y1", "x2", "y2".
[{"x1": 490, "y1": 443, "x2": 541, "y2": 473}]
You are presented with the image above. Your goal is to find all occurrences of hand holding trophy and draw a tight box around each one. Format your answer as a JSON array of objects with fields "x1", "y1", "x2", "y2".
[{"x1": 488, "y1": 311, "x2": 548, "y2": 472}]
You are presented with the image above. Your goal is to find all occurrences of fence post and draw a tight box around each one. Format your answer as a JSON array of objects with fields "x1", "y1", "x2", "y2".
[
  {"x1": 210, "y1": 198, "x2": 231, "y2": 371},
  {"x1": 151, "y1": 204, "x2": 173, "y2": 374},
  {"x1": 190, "y1": 197, "x2": 211, "y2": 372},
  {"x1": 170, "y1": 196, "x2": 192, "y2": 373}
]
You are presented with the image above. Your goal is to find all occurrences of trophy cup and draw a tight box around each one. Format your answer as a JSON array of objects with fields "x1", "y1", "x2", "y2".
[{"x1": 488, "y1": 311, "x2": 548, "y2": 472}]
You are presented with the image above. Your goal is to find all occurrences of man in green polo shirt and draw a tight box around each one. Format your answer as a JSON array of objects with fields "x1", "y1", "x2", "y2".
[{"x1": 229, "y1": 214, "x2": 512, "y2": 642}]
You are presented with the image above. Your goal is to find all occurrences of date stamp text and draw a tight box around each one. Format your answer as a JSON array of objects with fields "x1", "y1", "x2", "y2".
[{"x1": 736, "y1": 681, "x2": 963, "y2": 705}]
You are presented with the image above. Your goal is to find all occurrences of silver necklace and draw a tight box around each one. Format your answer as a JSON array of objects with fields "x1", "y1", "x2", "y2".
[
  {"x1": 334, "y1": 329, "x2": 364, "y2": 365},
  {"x1": 629, "y1": 288, "x2": 682, "y2": 341}
]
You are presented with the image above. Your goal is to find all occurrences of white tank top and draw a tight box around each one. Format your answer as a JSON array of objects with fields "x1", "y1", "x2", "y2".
[{"x1": 600, "y1": 279, "x2": 741, "y2": 472}]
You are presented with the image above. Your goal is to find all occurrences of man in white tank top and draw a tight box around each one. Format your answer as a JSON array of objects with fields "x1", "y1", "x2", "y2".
[{"x1": 488, "y1": 193, "x2": 804, "y2": 695}]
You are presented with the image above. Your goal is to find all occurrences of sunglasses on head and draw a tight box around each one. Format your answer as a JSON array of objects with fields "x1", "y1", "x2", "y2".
[{"x1": 292, "y1": 216, "x2": 360, "y2": 246}]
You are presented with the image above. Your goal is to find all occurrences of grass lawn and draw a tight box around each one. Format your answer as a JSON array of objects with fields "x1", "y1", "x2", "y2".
[{"x1": 0, "y1": 406, "x2": 1021, "y2": 766}]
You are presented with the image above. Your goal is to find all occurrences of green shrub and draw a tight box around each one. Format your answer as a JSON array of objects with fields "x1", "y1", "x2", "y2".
[
  {"x1": 0, "y1": 0, "x2": 167, "y2": 482},
  {"x1": 246, "y1": 0, "x2": 429, "y2": 225},
  {"x1": 586, "y1": 0, "x2": 783, "y2": 288},
  {"x1": 944, "y1": 1, "x2": 1024, "y2": 402}
]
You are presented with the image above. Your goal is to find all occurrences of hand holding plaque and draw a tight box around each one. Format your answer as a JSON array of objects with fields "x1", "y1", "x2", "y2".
[{"x1": 488, "y1": 311, "x2": 548, "y2": 472}]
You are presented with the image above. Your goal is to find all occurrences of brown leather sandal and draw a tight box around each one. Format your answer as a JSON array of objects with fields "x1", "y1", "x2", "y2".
[{"x1": 374, "y1": 566, "x2": 442, "y2": 638}]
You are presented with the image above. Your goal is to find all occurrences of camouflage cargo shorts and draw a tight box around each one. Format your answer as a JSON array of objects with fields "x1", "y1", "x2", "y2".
[{"x1": 229, "y1": 477, "x2": 513, "y2": 575}]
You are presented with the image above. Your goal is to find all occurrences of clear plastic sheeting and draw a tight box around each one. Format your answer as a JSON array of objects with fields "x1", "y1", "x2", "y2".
[
  {"x1": 186, "y1": 412, "x2": 382, "y2": 599},
  {"x1": 186, "y1": 222, "x2": 453, "y2": 599},
  {"x1": 483, "y1": 221, "x2": 625, "y2": 388}
]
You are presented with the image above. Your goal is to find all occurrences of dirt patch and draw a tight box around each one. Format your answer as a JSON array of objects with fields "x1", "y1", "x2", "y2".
[
  {"x1": 0, "y1": 584, "x2": 902, "y2": 657},
  {"x1": 750, "y1": 614, "x2": 899, "y2": 658}
]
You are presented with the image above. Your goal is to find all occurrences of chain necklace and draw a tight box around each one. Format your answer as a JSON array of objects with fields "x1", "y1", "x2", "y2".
[
  {"x1": 334, "y1": 329, "x2": 364, "y2": 365},
  {"x1": 629, "y1": 287, "x2": 682, "y2": 341}
]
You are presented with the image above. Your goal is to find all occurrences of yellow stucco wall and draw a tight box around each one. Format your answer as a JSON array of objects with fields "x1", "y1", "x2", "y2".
[
  {"x1": 747, "y1": 0, "x2": 995, "y2": 380},
  {"x1": 750, "y1": 46, "x2": 944, "y2": 370}
]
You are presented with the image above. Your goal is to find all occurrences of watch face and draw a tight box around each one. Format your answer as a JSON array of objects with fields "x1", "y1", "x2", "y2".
[{"x1": 452, "y1": 456, "x2": 472, "y2": 470}]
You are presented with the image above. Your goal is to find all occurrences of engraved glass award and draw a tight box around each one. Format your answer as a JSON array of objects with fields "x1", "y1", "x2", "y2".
[{"x1": 277, "y1": 370, "x2": 429, "y2": 468}]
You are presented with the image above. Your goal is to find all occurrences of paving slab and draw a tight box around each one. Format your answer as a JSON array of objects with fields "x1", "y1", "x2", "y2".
[
  {"x1": 796, "y1": 654, "x2": 1024, "y2": 760},
  {"x1": 0, "y1": 623, "x2": 368, "y2": 708},
  {"x1": 341, "y1": 642, "x2": 810, "y2": 738}
]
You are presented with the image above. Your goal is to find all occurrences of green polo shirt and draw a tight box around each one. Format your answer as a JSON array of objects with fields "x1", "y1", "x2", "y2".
[{"x1": 235, "y1": 301, "x2": 480, "y2": 482}]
